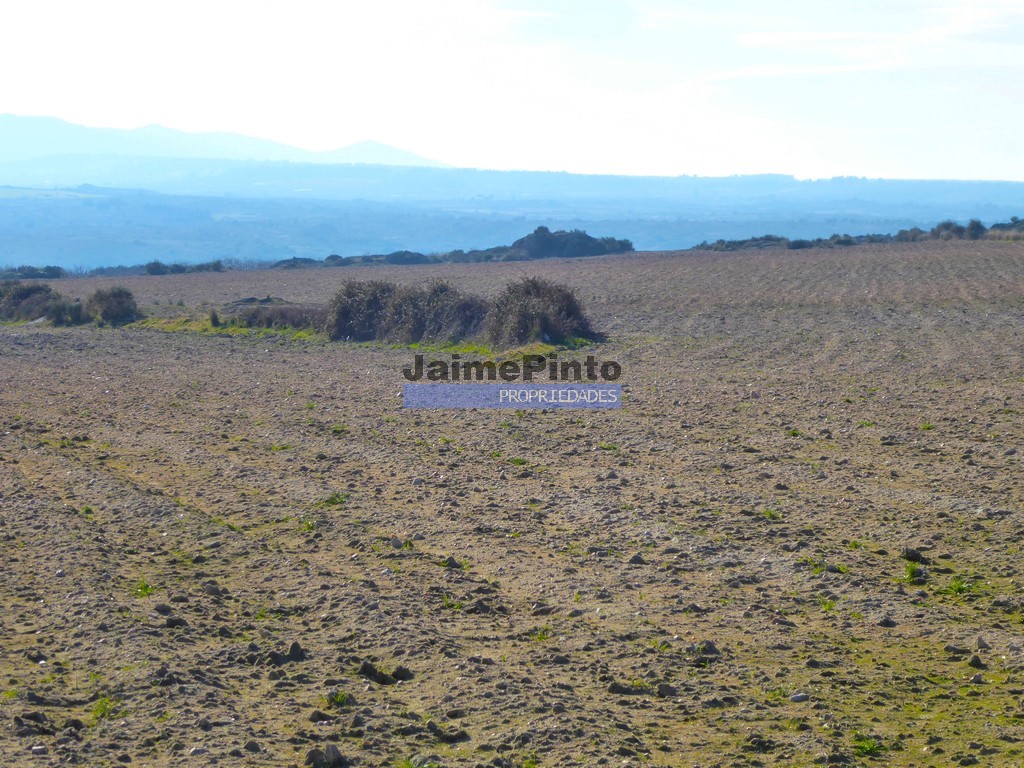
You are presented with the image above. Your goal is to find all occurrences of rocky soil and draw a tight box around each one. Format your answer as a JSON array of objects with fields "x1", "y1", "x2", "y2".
[{"x1": 2, "y1": 241, "x2": 1023, "y2": 766}]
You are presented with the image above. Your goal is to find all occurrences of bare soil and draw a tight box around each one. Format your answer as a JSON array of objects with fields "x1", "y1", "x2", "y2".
[{"x1": 2, "y1": 241, "x2": 1024, "y2": 767}]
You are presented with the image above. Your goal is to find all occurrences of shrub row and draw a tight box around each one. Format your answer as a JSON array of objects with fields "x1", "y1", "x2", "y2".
[
  {"x1": 1, "y1": 276, "x2": 592, "y2": 347},
  {"x1": 0, "y1": 282, "x2": 140, "y2": 326},
  {"x1": 229, "y1": 303, "x2": 328, "y2": 331},
  {"x1": 145, "y1": 260, "x2": 224, "y2": 275},
  {"x1": 326, "y1": 278, "x2": 593, "y2": 346}
]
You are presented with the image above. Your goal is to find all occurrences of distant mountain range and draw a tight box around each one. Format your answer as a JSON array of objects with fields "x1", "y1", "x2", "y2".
[
  {"x1": 0, "y1": 114, "x2": 441, "y2": 167},
  {"x1": 2, "y1": 114, "x2": 1024, "y2": 269}
]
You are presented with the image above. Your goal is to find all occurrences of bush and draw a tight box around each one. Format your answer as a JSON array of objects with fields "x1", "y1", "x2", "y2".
[
  {"x1": 47, "y1": 299, "x2": 88, "y2": 326},
  {"x1": 0, "y1": 265, "x2": 67, "y2": 280},
  {"x1": 146, "y1": 259, "x2": 224, "y2": 275},
  {"x1": 326, "y1": 281, "x2": 485, "y2": 343},
  {"x1": 484, "y1": 277, "x2": 592, "y2": 346},
  {"x1": 85, "y1": 287, "x2": 140, "y2": 325},
  {"x1": 326, "y1": 281, "x2": 399, "y2": 341},
  {"x1": 931, "y1": 220, "x2": 966, "y2": 240},
  {"x1": 0, "y1": 282, "x2": 61, "y2": 321},
  {"x1": 376, "y1": 282, "x2": 486, "y2": 343},
  {"x1": 965, "y1": 219, "x2": 986, "y2": 240},
  {"x1": 325, "y1": 278, "x2": 595, "y2": 346},
  {"x1": 234, "y1": 303, "x2": 327, "y2": 331}
]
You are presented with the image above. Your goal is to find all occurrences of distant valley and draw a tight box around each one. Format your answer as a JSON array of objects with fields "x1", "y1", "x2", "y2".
[{"x1": 2, "y1": 115, "x2": 1024, "y2": 269}]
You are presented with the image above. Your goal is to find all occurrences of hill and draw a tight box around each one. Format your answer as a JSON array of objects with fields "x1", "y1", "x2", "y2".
[{"x1": 0, "y1": 114, "x2": 440, "y2": 166}]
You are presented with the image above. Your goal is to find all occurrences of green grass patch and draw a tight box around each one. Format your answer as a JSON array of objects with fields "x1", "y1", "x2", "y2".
[
  {"x1": 939, "y1": 574, "x2": 975, "y2": 595},
  {"x1": 441, "y1": 594, "x2": 464, "y2": 611},
  {"x1": 320, "y1": 492, "x2": 350, "y2": 506},
  {"x1": 530, "y1": 625, "x2": 552, "y2": 642},
  {"x1": 852, "y1": 734, "x2": 885, "y2": 756},
  {"x1": 90, "y1": 696, "x2": 123, "y2": 726}
]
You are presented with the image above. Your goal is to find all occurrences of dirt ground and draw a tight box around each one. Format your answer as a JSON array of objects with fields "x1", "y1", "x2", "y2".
[{"x1": 2, "y1": 241, "x2": 1024, "y2": 767}]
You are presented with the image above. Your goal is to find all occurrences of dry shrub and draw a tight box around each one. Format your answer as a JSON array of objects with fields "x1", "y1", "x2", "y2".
[
  {"x1": 327, "y1": 280, "x2": 485, "y2": 343},
  {"x1": 326, "y1": 280, "x2": 398, "y2": 341},
  {"x1": 46, "y1": 299, "x2": 88, "y2": 326},
  {"x1": 326, "y1": 277, "x2": 594, "y2": 346},
  {"x1": 234, "y1": 304, "x2": 327, "y2": 331},
  {"x1": 484, "y1": 277, "x2": 592, "y2": 346},
  {"x1": 0, "y1": 282, "x2": 61, "y2": 321},
  {"x1": 85, "y1": 286, "x2": 140, "y2": 325},
  {"x1": 375, "y1": 282, "x2": 486, "y2": 343}
]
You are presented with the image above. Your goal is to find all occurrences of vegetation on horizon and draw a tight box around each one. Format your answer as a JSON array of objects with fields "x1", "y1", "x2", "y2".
[
  {"x1": 692, "y1": 215, "x2": 1024, "y2": 252},
  {"x1": 283, "y1": 226, "x2": 633, "y2": 269}
]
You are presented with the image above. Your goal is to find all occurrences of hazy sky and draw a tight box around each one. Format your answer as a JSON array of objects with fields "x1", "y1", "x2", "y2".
[{"x1": 2, "y1": 0, "x2": 1023, "y2": 179}]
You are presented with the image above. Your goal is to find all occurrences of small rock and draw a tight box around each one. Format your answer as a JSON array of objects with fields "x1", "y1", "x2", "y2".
[
  {"x1": 392, "y1": 665, "x2": 414, "y2": 681},
  {"x1": 440, "y1": 555, "x2": 460, "y2": 569},
  {"x1": 969, "y1": 673, "x2": 984, "y2": 684},
  {"x1": 243, "y1": 740, "x2": 261, "y2": 753},
  {"x1": 901, "y1": 547, "x2": 930, "y2": 564},
  {"x1": 689, "y1": 639, "x2": 720, "y2": 656},
  {"x1": 270, "y1": 641, "x2": 307, "y2": 666},
  {"x1": 426, "y1": 719, "x2": 470, "y2": 743},
  {"x1": 877, "y1": 616, "x2": 897, "y2": 628},
  {"x1": 308, "y1": 709, "x2": 333, "y2": 724},
  {"x1": 790, "y1": 692, "x2": 810, "y2": 702},
  {"x1": 967, "y1": 654, "x2": 986, "y2": 669},
  {"x1": 202, "y1": 580, "x2": 225, "y2": 596},
  {"x1": 358, "y1": 660, "x2": 395, "y2": 685},
  {"x1": 31, "y1": 746, "x2": 48, "y2": 756},
  {"x1": 188, "y1": 747, "x2": 209, "y2": 756},
  {"x1": 323, "y1": 743, "x2": 345, "y2": 766},
  {"x1": 153, "y1": 603, "x2": 172, "y2": 615},
  {"x1": 627, "y1": 553, "x2": 646, "y2": 565},
  {"x1": 55, "y1": 569, "x2": 66, "y2": 577},
  {"x1": 389, "y1": 537, "x2": 404, "y2": 549},
  {"x1": 165, "y1": 616, "x2": 188, "y2": 629}
]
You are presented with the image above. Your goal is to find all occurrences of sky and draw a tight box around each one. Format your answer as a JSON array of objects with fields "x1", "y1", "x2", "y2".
[{"x1": 2, "y1": 0, "x2": 1023, "y2": 180}]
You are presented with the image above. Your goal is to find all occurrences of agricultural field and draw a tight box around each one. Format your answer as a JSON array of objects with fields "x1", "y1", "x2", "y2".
[{"x1": 2, "y1": 240, "x2": 1024, "y2": 767}]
